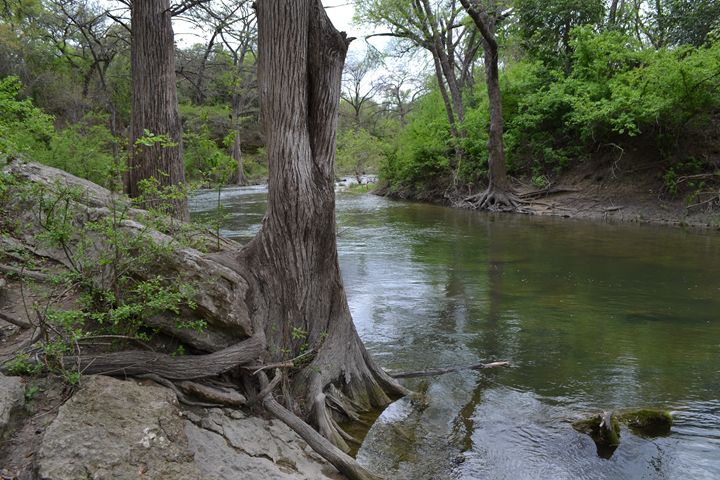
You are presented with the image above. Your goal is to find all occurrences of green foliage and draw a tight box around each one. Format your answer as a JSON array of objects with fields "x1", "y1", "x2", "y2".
[
  {"x1": 336, "y1": 127, "x2": 388, "y2": 180},
  {"x1": 381, "y1": 90, "x2": 453, "y2": 190},
  {"x1": 380, "y1": 25, "x2": 720, "y2": 193},
  {"x1": 513, "y1": 0, "x2": 605, "y2": 70},
  {"x1": 3, "y1": 175, "x2": 207, "y2": 382},
  {"x1": 5, "y1": 354, "x2": 43, "y2": 376},
  {"x1": 0, "y1": 76, "x2": 54, "y2": 161},
  {"x1": 25, "y1": 384, "x2": 40, "y2": 402},
  {"x1": 41, "y1": 112, "x2": 117, "y2": 186},
  {"x1": 182, "y1": 107, "x2": 237, "y2": 182}
]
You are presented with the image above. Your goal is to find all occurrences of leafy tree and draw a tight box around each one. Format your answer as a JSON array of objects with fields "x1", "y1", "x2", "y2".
[
  {"x1": 513, "y1": 0, "x2": 605, "y2": 71},
  {"x1": 336, "y1": 128, "x2": 387, "y2": 182}
]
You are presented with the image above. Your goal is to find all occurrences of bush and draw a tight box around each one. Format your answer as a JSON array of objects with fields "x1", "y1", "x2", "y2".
[
  {"x1": 0, "y1": 76, "x2": 55, "y2": 161},
  {"x1": 40, "y1": 112, "x2": 117, "y2": 186}
]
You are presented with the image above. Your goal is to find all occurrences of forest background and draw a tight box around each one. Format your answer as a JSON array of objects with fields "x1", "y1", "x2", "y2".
[{"x1": 1, "y1": 0, "x2": 719, "y2": 207}]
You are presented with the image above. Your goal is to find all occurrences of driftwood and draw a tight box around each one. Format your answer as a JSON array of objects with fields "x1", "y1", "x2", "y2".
[
  {"x1": 66, "y1": 334, "x2": 265, "y2": 379},
  {"x1": 391, "y1": 361, "x2": 510, "y2": 379}
]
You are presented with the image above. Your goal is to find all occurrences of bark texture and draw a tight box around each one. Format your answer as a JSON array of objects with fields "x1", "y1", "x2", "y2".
[
  {"x1": 243, "y1": 0, "x2": 407, "y2": 450},
  {"x1": 127, "y1": 0, "x2": 188, "y2": 220}
]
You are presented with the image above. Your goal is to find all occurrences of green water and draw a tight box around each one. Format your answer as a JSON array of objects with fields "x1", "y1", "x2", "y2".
[{"x1": 191, "y1": 187, "x2": 720, "y2": 480}]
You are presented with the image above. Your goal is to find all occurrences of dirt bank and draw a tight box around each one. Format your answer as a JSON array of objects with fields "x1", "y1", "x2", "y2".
[{"x1": 379, "y1": 154, "x2": 720, "y2": 230}]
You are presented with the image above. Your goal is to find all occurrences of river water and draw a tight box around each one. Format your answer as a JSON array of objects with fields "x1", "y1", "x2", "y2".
[{"x1": 190, "y1": 186, "x2": 720, "y2": 480}]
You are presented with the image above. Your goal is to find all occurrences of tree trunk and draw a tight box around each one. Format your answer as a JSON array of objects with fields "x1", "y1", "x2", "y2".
[
  {"x1": 609, "y1": 0, "x2": 620, "y2": 25},
  {"x1": 228, "y1": 92, "x2": 246, "y2": 185},
  {"x1": 460, "y1": 0, "x2": 518, "y2": 210},
  {"x1": 127, "y1": 0, "x2": 188, "y2": 220},
  {"x1": 484, "y1": 41, "x2": 512, "y2": 194},
  {"x1": 242, "y1": 0, "x2": 407, "y2": 451}
]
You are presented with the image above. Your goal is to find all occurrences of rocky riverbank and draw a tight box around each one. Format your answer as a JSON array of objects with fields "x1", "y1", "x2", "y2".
[{"x1": 0, "y1": 374, "x2": 345, "y2": 480}]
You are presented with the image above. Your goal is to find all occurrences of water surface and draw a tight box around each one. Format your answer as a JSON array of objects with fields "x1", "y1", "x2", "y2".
[{"x1": 191, "y1": 187, "x2": 720, "y2": 479}]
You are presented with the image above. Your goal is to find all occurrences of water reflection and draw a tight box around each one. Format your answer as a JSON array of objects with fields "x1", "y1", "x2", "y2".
[{"x1": 190, "y1": 188, "x2": 720, "y2": 479}]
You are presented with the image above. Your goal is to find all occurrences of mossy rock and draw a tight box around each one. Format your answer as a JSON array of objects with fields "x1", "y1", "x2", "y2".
[{"x1": 617, "y1": 408, "x2": 673, "y2": 437}]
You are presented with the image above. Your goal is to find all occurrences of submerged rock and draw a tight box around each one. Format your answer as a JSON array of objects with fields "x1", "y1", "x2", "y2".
[
  {"x1": 0, "y1": 373, "x2": 24, "y2": 439},
  {"x1": 35, "y1": 375, "x2": 344, "y2": 479}
]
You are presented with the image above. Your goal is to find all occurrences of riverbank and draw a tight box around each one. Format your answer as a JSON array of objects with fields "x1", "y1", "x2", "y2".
[{"x1": 377, "y1": 155, "x2": 720, "y2": 230}]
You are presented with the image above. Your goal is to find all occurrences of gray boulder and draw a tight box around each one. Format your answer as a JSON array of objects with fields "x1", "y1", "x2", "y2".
[
  {"x1": 186, "y1": 408, "x2": 344, "y2": 479},
  {"x1": 0, "y1": 373, "x2": 24, "y2": 438},
  {"x1": 36, "y1": 375, "x2": 344, "y2": 479},
  {"x1": 36, "y1": 375, "x2": 206, "y2": 480}
]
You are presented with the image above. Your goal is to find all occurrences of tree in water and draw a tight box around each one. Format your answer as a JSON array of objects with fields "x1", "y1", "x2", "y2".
[
  {"x1": 126, "y1": 0, "x2": 188, "y2": 220},
  {"x1": 9, "y1": 3, "x2": 406, "y2": 477},
  {"x1": 461, "y1": 0, "x2": 519, "y2": 210},
  {"x1": 245, "y1": 0, "x2": 407, "y2": 448}
]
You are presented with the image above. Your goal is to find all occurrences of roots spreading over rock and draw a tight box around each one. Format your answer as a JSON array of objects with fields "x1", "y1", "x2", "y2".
[{"x1": 0, "y1": 160, "x2": 407, "y2": 480}]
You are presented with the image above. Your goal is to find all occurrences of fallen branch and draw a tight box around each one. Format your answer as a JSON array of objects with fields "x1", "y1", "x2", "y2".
[
  {"x1": 390, "y1": 361, "x2": 510, "y2": 379},
  {"x1": 242, "y1": 348, "x2": 315, "y2": 375},
  {"x1": 0, "y1": 310, "x2": 32, "y2": 329},
  {"x1": 0, "y1": 264, "x2": 51, "y2": 282},
  {"x1": 258, "y1": 372, "x2": 381, "y2": 480},
  {"x1": 64, "y1": 334, "x2": 265, "y2": 379},
  {"x1": 518, "y1": 187, "x2": 580, "y2": 200},
  {"x1": 177, "y1": 380, "x2": 247, "y2": 406}
]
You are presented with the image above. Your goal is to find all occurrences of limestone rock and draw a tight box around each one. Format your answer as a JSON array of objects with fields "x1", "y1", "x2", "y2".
[
  {"x1": 185, "y1": 409, "x2": 343, "y2": 480},
  {"x1": 0, "y1": 373, "x2": 24, "y2": 438},
  {"x1": 36, "y1": 375, "x2": 207, "y2": 480},
  {"x1": 36, "y1": 375, "x2": 344, "y2": 479}
]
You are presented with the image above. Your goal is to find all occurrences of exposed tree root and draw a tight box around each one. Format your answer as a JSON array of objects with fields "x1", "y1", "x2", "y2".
[
  {"x1": 258, "y1": 372, "x2": 381, "y2": 480},
  {"x1": 0, "y1": 311, "x2": 32, "y2": 330},
  {"x1": 518, "y1": 187, "x2": 581, "y2": 199},
  {"x1": 65, "y1": 334, "x2": 265, "y2": 379},
  {"x1": 0, "y1": 265, "x2": 51, "y2": 282},
  {"x1": 176, "y1": 380, "x2": 247, "y2": 406},
  {"x1": 473, "y1": 187, "x2": 521, "y2": 211},
  {"x1": 135, "y1": 374, "x2": 220, "y2": 407}
]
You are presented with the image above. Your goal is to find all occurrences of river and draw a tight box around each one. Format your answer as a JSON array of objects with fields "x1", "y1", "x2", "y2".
[{"x1": 190, "y1": 185, "x2": 720, "y2": 480}]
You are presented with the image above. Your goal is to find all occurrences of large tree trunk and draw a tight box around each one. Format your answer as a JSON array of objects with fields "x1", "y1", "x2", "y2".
[
  {"x1": 5, "y1": 0, "x2": 406, "y2": 464},
  {"x1": 127, "y1": 0, "x2": 188, "y2": 220},
  {"x1": 240, "y1": 0, "x2": 406, "y2": 450}
]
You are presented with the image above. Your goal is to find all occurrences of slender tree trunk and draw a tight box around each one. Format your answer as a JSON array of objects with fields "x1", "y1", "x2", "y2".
[
  {"x1": 609, "y1": 0, "x2": 620, "y2": 25},
  {"x1": 483, "y1": 40, "x2": 511, "y2": 194},
  {"x1": 127, "y1": 0, "x2": 188, "y2": 220},
  {"x1": 229, "y1": 91, "x2": 246, "y2": 185},
  {"x1": 242, "y1": 0, "x2": 406, "y2": 451},
  {"x1": 460, "y1": 0, "x2": 517, "y2": 210},
  {"x1": 194, "y1": 28, "x2": 220, "y2": 105}
]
